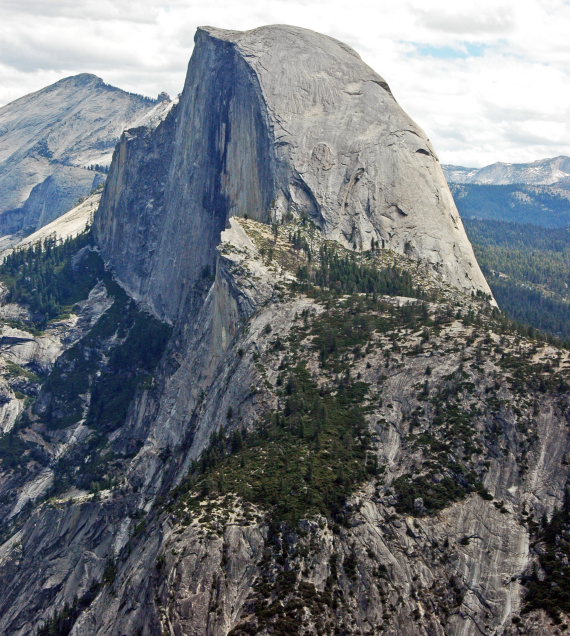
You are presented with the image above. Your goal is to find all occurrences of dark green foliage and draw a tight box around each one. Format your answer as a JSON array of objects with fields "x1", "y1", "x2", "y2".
[
  {"x1": 86, "y1": 297, "x2": 171, "y2": 433},
  {"x1": 0, "y1": 238, "x2": 171, "y2": 482},
  {"x1": 310, "y1": 301, "x2": 389, "y2": 367},
  {"x1": 393, "y1": 472, "x2": 485, "y2": 516},
  {"x1": 40, "y1": 290, "x2": 123, "y2": 429},
  {"x1": 484, "y1": 305, "x2": 569, "y2": 350},
  {"x1": 465, "y1": 218, "x2": 570, "y2": 253},
  {"x1": 289, "y1": 229, "x2": 311, "y2": 254},
  {"x1": 36, "y1": 582, "x2": 100, "y2": 636},
  {"x1": 396, "y1": 366, "x2": 493, "y2": 516},
  {"x1": 0, "y1": 232, "x2": 103, "y2": 328},
  {"x1": 39, "y1": 283, "x2": 170, "y2": 491},
  {"x1": 174, "y1": 364, "x2": 374, "y2": 523},
  {"x1": 304, "y1": 295, "x2": 431, "y2": 369},
  {"x1": 465, "y1": 217, "x2": 570, "y2": 300},
  {"x1": 173, "y1": 272, "x2": 435, "y2": 524},
  {"x1": 498, "y1": 351, "x2": 570, "y2": 395},
  {"x1": 486, "y1": 279, "x2": 570, "y2": 341},
  {"x1": 452, "y1": 183, "x2": 570, "y2": 227},
  {"x1": 0, "y1": 428, "x2": 37, "y2": 470},
  {"x1": 86, "y1": 163, "x2": 110, "y2": 174},
  {"x1": 294, "y1": 244, "x2": 419, "y2": 298},
  {"x1": 464, "y1": 218, "x2": 570, "y2": 340},
  {"x1": 230, "y1": 547, "x2": 337, "y2": 636},
  {"x1": 524, "y1": 491, "x2": 570, "y2": 622},
  {"x1": 42, "y1": 281, "x2": 171, "y2": 432}
]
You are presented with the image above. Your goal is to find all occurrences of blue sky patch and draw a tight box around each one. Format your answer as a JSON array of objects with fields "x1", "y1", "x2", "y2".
[{"x1": 408, "y1": 42, "x2": 488, "y2": 59}]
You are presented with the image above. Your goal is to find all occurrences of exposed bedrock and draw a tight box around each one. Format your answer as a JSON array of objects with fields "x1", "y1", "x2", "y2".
[
  {"x1": 94, "y1": 24, "x2": 491, "y2": 325},
  {"x1": 0, "y1": 73, "x2": 166, "y2": 236}
]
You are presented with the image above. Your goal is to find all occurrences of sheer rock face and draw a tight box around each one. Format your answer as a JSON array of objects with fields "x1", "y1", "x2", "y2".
[
  {"x1": 4, "y1": 26, "x2": 548, "y2": 636},
  {"x1": 95, "y1": 25, "x2": 491, "y2": 323}
]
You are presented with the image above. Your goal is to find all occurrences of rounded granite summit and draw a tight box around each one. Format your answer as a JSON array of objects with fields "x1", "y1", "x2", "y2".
[
  {"x1": 198, "y1": 24, "x2": 490, "y2": 294},
  {"x1": 96, "y1": 24, "x2": 492, "y2": 321}
]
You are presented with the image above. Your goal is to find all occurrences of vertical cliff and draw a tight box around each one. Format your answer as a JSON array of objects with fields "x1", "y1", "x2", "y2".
[
  {"x1": 1, "y1": 24, "x2": 567, "y2": 636},
  {"x1": 94, "y1": 25, "x2": 491, "y2": 325}
]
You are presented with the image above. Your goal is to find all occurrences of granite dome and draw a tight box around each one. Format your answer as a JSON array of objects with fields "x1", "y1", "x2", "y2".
[{"x1": 96, "y1": 24, "x2": 492, "y2": 322}]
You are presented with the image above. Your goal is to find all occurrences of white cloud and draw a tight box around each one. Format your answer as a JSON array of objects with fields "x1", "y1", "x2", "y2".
[
  {"x1": 413, "y1": 3, "x2": 515, "y2": 35},
  {"x1": 1, "y1": 0, "x2": 569, "y2": 166}
]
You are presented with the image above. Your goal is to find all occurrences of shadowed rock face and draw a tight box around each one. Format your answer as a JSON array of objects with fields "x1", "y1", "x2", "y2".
[
  {"x1": 5, "y1": 27, "x2": 548, "y2": 636},
  {"x1": 95, "y1": 24, "x2": 492, "y2": 324}
]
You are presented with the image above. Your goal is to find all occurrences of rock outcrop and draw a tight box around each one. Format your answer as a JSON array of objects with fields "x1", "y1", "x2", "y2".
[
  {"x1": 95, "y1": 25, "x2": 491, "y2": 323},
  {"x1": 0, "y1": 25, "x2": 567, "y2": 636}
]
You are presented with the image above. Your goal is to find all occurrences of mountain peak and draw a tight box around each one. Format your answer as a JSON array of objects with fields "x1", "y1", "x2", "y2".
[
  {"x1": 0, "y1": 73, "x2": 164, "y2": 235},
  {"x1": 95, "y1": 24, "x2": 492, "y2": 323},
  {"x1": 57, "y1": 72, "x2": 105, "y2": 86},
  {"x1": 444, "y1": 155, "x2": 570, "y2": 186},
  {"x1": 34, "y1": 73, "x2": 108, "y2": 98},
  {"x1": 197, "y1": 24, "x2": 364, "y2": 58}
]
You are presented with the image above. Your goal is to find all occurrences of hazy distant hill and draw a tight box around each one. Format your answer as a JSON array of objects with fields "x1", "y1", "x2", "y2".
[
  {"x1": 450, "y1": 182, "x2": 570, "y2": 227},
  {"x1": 464, "y1": 217, "x2": 570, "y2": 340},
  {"x1": 444, "y1": 156, "x2": 570, "y2": 186},
  {"x1": 0, "y1": 74, "x2": 170, "y2": 236},
  {"x1": 443, "y1": 157, "x2": 570, "y2": 227},
  {"x1": 447, "y1": 157, "x2": 570, "y2": 335}
]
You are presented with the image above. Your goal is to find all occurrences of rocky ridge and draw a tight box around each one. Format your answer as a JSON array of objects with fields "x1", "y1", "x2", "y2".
[
  {"x1": 443, "y1": 156, "x2": 570, "y2": 187},
  {"x1": 0, "y1": 24, "x2": 567, "y2": 636},
  {"x1": 0, "y1": 74, "x2": 170, "y2": 236}
]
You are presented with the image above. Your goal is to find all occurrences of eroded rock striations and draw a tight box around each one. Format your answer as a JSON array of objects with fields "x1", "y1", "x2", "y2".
[
  {"x1": 95, "y1": 24, "x2": 491, "y2": 322},
  {"x1": 0, "y1": 24, "x2": 568, "y2": 636}
]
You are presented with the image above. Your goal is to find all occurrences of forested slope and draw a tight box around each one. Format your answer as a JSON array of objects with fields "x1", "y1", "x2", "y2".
[{"x1": 464, "y1": 218, "x2": 570, "y2": 341}]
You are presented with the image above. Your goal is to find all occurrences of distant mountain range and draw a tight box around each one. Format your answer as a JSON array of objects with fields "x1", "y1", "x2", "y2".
[
  {"x1": 451, "y1": 156, "x2": 570, "y2": 338},
  {"x1": 444, "y1": 157, "x2": 570, "y2": 227},
  {"x1": 0, "y1": 74, "x2": 171, "y2": 237},
  {"x1": 443, "y1": 156, "x2": 570, "y2": 187}
]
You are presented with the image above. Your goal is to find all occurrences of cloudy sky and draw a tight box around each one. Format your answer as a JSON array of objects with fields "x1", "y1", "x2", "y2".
[{"x1": 1, "y1": 0, "x2": 569, "y2": 166}]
